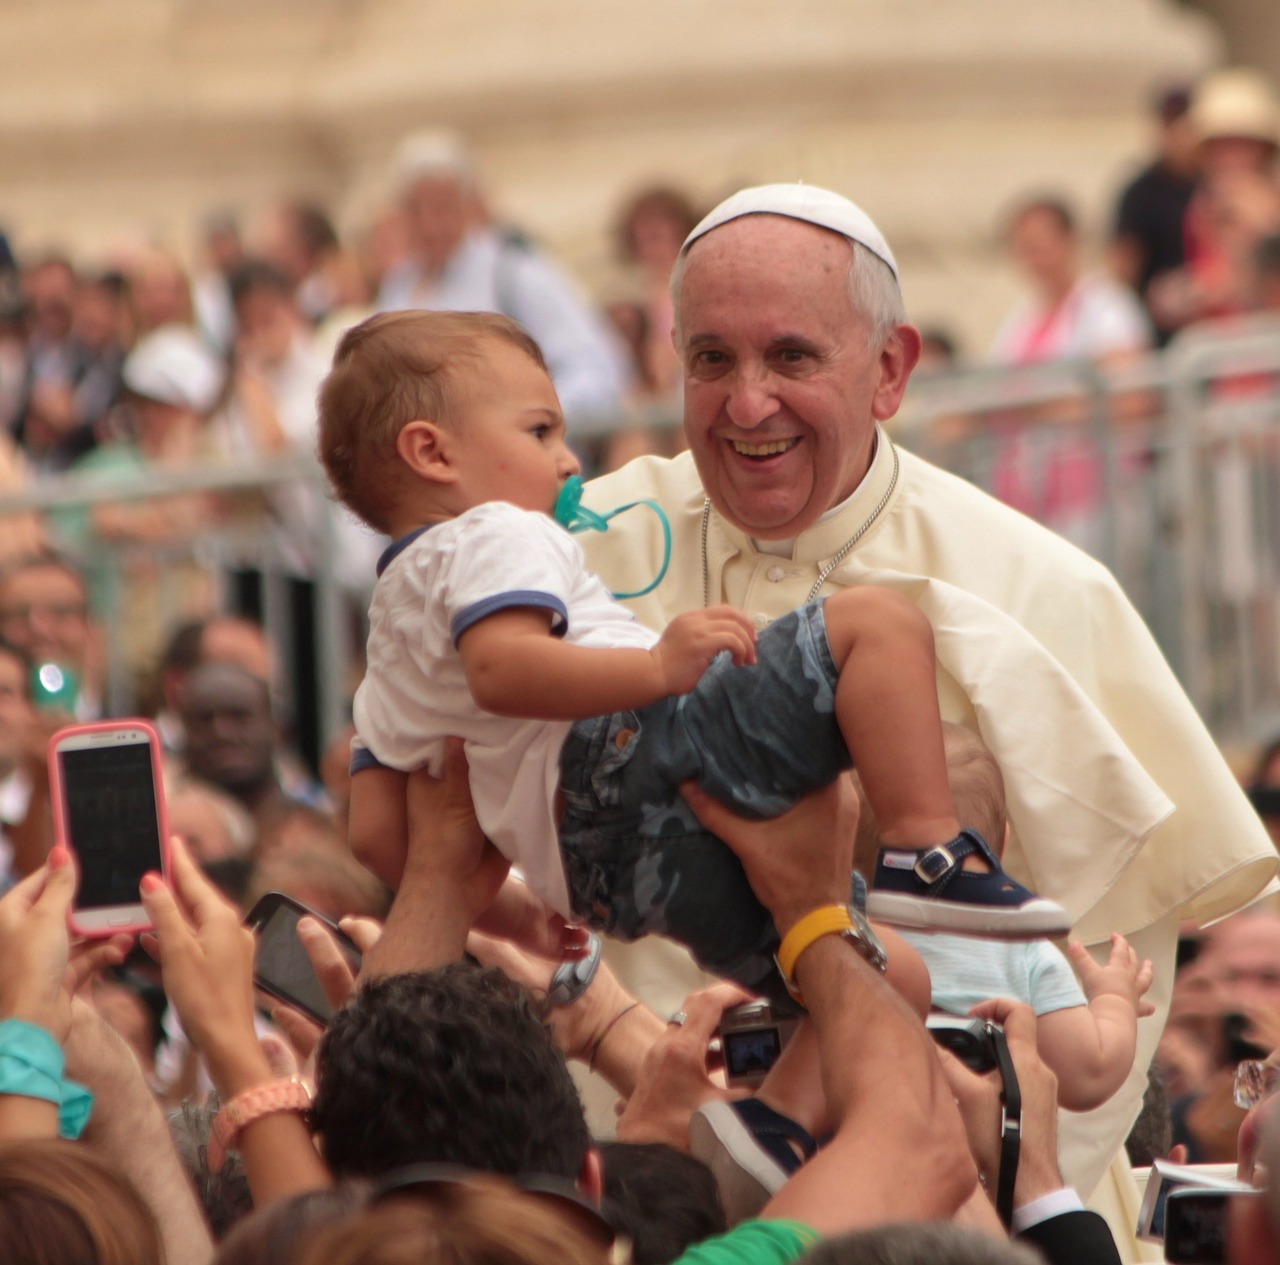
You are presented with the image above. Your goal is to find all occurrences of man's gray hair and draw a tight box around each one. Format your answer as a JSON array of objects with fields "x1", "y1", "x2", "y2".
[
  {"x1": 670, "y1": 231, "x2": 906, "y2": 350},
  {"x1": 800, "y1": 1223, "x2": 1042, "y2": 1265}
]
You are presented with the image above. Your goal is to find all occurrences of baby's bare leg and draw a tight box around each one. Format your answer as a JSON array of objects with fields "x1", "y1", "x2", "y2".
[{"x1": 822, "y1": 587, "x2": 960, "y2": 849}]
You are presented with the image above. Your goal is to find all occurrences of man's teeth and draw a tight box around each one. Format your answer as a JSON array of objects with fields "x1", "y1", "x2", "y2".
[{"x1": 731, "y1": 439, "x2": 797, "y2": 457}]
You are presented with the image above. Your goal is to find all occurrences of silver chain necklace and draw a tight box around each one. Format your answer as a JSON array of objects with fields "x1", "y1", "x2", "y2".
[{"x1": 701, "y1": 439, "x2": 900, "y2": 607}]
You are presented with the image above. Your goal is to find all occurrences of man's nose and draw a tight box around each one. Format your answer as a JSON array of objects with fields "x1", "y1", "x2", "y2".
[{"x1": 724, "y1": 366, "x2": 779, "y2": 430}]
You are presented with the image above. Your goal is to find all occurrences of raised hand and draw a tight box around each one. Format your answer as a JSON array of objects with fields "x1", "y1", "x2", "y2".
[
  {"x1": 0, "y1": 847, "x2": 130, "y2": 1042},
  {"x1": 1068, "y1": 933, "x2": 1155, "y2": 1017}
]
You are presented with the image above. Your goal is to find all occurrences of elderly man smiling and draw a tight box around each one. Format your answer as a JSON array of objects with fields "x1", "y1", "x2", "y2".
[{"x1": 576, "y1": 184, "x2": 1277, "y2": 1215}]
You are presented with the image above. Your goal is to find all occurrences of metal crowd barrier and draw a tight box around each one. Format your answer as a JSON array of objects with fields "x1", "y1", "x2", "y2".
[
  {"x1": 3, "y1": 319, "x2": 1280, "y2": 754},
  {"x1": 896, "y1": 317, "x2": 1280, "y2": 745}
]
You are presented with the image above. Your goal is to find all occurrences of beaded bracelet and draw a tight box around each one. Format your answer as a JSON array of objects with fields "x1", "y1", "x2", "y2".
[{"x1": 0, "y1": 1019, "x2": 93, "y2": 1139}]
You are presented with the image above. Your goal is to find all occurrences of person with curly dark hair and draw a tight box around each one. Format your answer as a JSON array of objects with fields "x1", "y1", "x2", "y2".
[{"x1": 312, "y1": 962, "x2": 592, "y2": 1185}]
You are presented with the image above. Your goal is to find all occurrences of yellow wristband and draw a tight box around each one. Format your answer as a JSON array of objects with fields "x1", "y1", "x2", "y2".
[{"x1": 776, "y1": 905, "x2": 855, "y2": 996}]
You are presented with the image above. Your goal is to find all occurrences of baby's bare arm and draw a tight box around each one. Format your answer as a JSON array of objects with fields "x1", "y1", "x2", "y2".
[
  {"x1": 459, "y1": 606, "x2": 756, "y2": 719},
  {"x1": 1035, "y1": 934, "x2": 1153, "y2": 1111}
]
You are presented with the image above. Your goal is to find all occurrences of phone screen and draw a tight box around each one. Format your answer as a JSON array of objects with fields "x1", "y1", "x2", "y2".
[
  {"x1": 60, "y1": 741, "x2": 162, "y2": 908},
  {"x1": 254, "y1": 901, "x2": 340, "y2": 1024}
]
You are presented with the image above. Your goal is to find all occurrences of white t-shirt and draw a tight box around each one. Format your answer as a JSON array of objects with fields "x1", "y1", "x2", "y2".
[
  {"x1": 353, "y1": 501, "x2": 657, "y2": 916},
  {"x1": 901, "y1": 929, "x2": 1086, "y2": 1017},
  {"x1": 989, "y1": 274, "x2": 1152, "y2": 364}
]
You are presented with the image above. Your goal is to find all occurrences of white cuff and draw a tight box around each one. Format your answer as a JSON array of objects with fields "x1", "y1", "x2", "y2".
[{"x1": 1011, "y1": 1187, "x2": 1084, "y2": 1234}]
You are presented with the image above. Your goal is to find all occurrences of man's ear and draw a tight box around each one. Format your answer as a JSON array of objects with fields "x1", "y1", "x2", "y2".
[
  {"x1": 871, "y1": 323, "x2": 923, "y2": 423},
  {"x1": 578, "y1": 1145, "x2": 604, "y2": 1206},
  {"x1": 396, "y1": 420, "x2": 455, "y2": 484}
]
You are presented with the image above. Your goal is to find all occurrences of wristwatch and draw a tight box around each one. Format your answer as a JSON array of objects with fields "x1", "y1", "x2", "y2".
[
  {"x1": 776, "y1": 903, "x2": 888, "y2": 1004},
  {"x1": 837, "y1": 904, "x2": 889, "y2": 975}
]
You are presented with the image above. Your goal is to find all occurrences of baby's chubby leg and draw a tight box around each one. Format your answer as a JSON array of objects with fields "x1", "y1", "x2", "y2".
[
  {"x1": 821, "y1": 586, "x2": 960, "y2": 850},
  {"x1": 349, "y1": 764, "x2": 410, "y2": 887}
]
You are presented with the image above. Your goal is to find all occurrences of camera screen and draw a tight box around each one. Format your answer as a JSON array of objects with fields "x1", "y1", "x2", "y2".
[
  {"x1": 255, "y1": 903, "x2": 333, "y2": 1023},
  {"x1": 61, "y1": 743, "x2": 161, "y2": 908},
  {"x1": 1164, "y1": 1191, "x2": 1231, "y2": 1265},
  {"x1": 723, "y1": 1027, "x2": 783, "y2": 1078}
]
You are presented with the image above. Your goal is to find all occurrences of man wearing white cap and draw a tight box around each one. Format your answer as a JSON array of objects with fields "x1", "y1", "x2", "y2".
[
  {"x1": 378, "y1": 131, "x2": 630, "y2": 429},
  {"x1": 576, "y1": 183, "x2": 1276, "y2": 1225}
]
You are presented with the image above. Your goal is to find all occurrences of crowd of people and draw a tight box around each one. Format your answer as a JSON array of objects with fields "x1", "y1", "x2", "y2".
[{"x1": 1, "y1": 58, "x2": 1280, "y2": 1265}]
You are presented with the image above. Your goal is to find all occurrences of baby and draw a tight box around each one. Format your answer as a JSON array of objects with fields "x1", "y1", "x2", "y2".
[
  {"x1": 853, "y1": 723, "x2": 1153, "y2": 1110},
  {"x1": 319, "y1": 310, "x2": 1069, "y2": 1005}
]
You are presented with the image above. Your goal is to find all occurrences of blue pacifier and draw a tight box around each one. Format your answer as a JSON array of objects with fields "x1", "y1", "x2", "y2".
[{"x1": 554, "y1": 475, "x2": 672, "y2": 600}]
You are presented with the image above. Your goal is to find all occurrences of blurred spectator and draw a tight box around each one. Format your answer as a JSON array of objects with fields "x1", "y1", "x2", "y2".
[
  {"x1": 68, "y1": 271, "x2": 128, "y2": 437},
  {"x1": 127, "y1": 244, "x2": 196, "y2": 335},
  {"x1": 0, "y1": 231, "x2": 23, "y2": 435},
  {"x1": 88, "y1": 968, "x2": 167, "y2": 1083},
  {"x1": 1111, "y1": 85, "x2": 1199, "y2": 345},
  {"x1": 992, "y1": 196, "x2": 1152, "y2": 366},
  {"x1": 614, "y1": 185, "x2": 700, "y2": 398},
  {"x1": 166, "y1": 778, "x2": 257, "y2": 864},
  {"x1": 0, "y1": 552, "x2": 101, "y2": 721},
  {"x1": 1149, "y1": 67, "x2": 1280, "y2": 331},
  {"x1": 988, "y1": 196, "x2": 1151, "y2": 549},
  {"x1": 253, "y1": 200, "x2": 344, "y2": 326},
  {"x1": 150, "y1": 613, "x2": 276, "y2": 754},
  {"x1": 219, "y1": 258, "x2": 378, "y2": 771},
  {"x1": 0, "y1": 636, "x2": 37, "y2": 890},
  {"x1": 52, "y1": 323, "x2": 228, "y2": 678},
  {"x1": 1247, "y1": 732, "x2": 1280, "y2": 845},
  {"x1": 192, "y1": 209, "x2": 247, "y2": 353},
  {"x1": 378, "y1": 130, "x2": 629, "y2": 430},
  {"x1": 1167, "y1": 910, "x2": 1280, "y2": 1162},
  {"x1": 0, "y1": 430, "x2": 45, "y2": 567},
  {"x1": 1251, "y1": 232, "x2": 1280, "y2": 314},
  {"x1": 246, "y1": 835, "x2": 390, "y2": 922},
  {"x1": 13, "y1": 256, "x2": 101, "y2": 473},
  {"x1": 178, "y1": 659, "x2": 322, "y2": 833},
  {"x1": 222, "y1": 260, "x2": 330, "y2": 461},
  {"x1": 916, "y1": 325, "x2": 960, "y2": 375}
]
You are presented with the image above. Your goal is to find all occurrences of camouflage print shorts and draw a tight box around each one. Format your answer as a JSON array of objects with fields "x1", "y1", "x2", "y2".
[{"x1": 558, "y1": 600, "x2": 856, "y2": 1011}]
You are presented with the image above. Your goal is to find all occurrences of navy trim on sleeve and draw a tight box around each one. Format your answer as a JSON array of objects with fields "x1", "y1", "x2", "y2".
[
  {"x1": 377, "y1": 525, "x2": 436, "y2": 577},
  {"x1": 349, "y1": 745, "x2": 390, "y2": 776},
  {"x1": 451, "y1": 591, "x2": 569, "y2": 646}
]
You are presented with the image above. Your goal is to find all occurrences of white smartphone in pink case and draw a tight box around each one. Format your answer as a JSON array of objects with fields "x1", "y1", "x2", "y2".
[{"x1": 49, "y1": 719, "x2": 170, "y2": 937}]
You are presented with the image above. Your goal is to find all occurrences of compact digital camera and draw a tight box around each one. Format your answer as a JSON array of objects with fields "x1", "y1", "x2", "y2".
[{"x1": 718, "y1": 1001, "x2": 799, "y2": 1088}]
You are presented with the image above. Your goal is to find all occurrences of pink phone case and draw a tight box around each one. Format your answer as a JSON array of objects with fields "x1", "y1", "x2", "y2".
[{"x1": 48, "y1": 718, "x2": 170, "y2": 938}]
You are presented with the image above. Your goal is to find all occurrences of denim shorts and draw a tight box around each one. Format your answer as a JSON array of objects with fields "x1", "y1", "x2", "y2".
[{"x1": 558, "y1": 600, "x2": 855, "y2": 1010}]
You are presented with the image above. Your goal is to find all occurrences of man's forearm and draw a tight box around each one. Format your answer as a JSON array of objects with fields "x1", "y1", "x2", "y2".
[
  {"x1": 360, "y1": 886, "x2": 472, "y2": 979},
  {"x1": 67, "y1": 1014, "x2": 214, "y2": 1265}
]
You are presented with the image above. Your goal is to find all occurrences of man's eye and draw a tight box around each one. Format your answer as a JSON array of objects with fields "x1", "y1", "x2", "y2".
[
  {"x1": 692, "y1": 350, "x2": 728, "y2": 369},
  {"x1": 776, "y1": 347, "x2": 810, "y2": 364}
]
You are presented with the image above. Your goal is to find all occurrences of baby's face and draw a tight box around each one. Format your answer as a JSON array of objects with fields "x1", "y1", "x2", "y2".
[{"x1": 450, "y1": 340, "x2": 581, "y2": 515}]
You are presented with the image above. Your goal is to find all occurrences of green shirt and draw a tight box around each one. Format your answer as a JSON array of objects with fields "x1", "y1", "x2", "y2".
[{"x1": 672, "y1": 1220, "x2": 818, "y2": 1265}]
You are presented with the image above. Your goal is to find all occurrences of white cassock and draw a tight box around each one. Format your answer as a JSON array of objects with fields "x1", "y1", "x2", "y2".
[{"x1": 576, "y1": 431, "x2": 1277, "y2": 1256}]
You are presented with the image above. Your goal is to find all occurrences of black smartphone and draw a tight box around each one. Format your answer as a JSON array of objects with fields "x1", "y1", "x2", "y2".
[
  {"x1": 1164, "y1": 1187, "x2": 1261, "y2": 1264},
  {"x1": 244, "y1": 891, "x2": 362, "y2": 1025}
]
